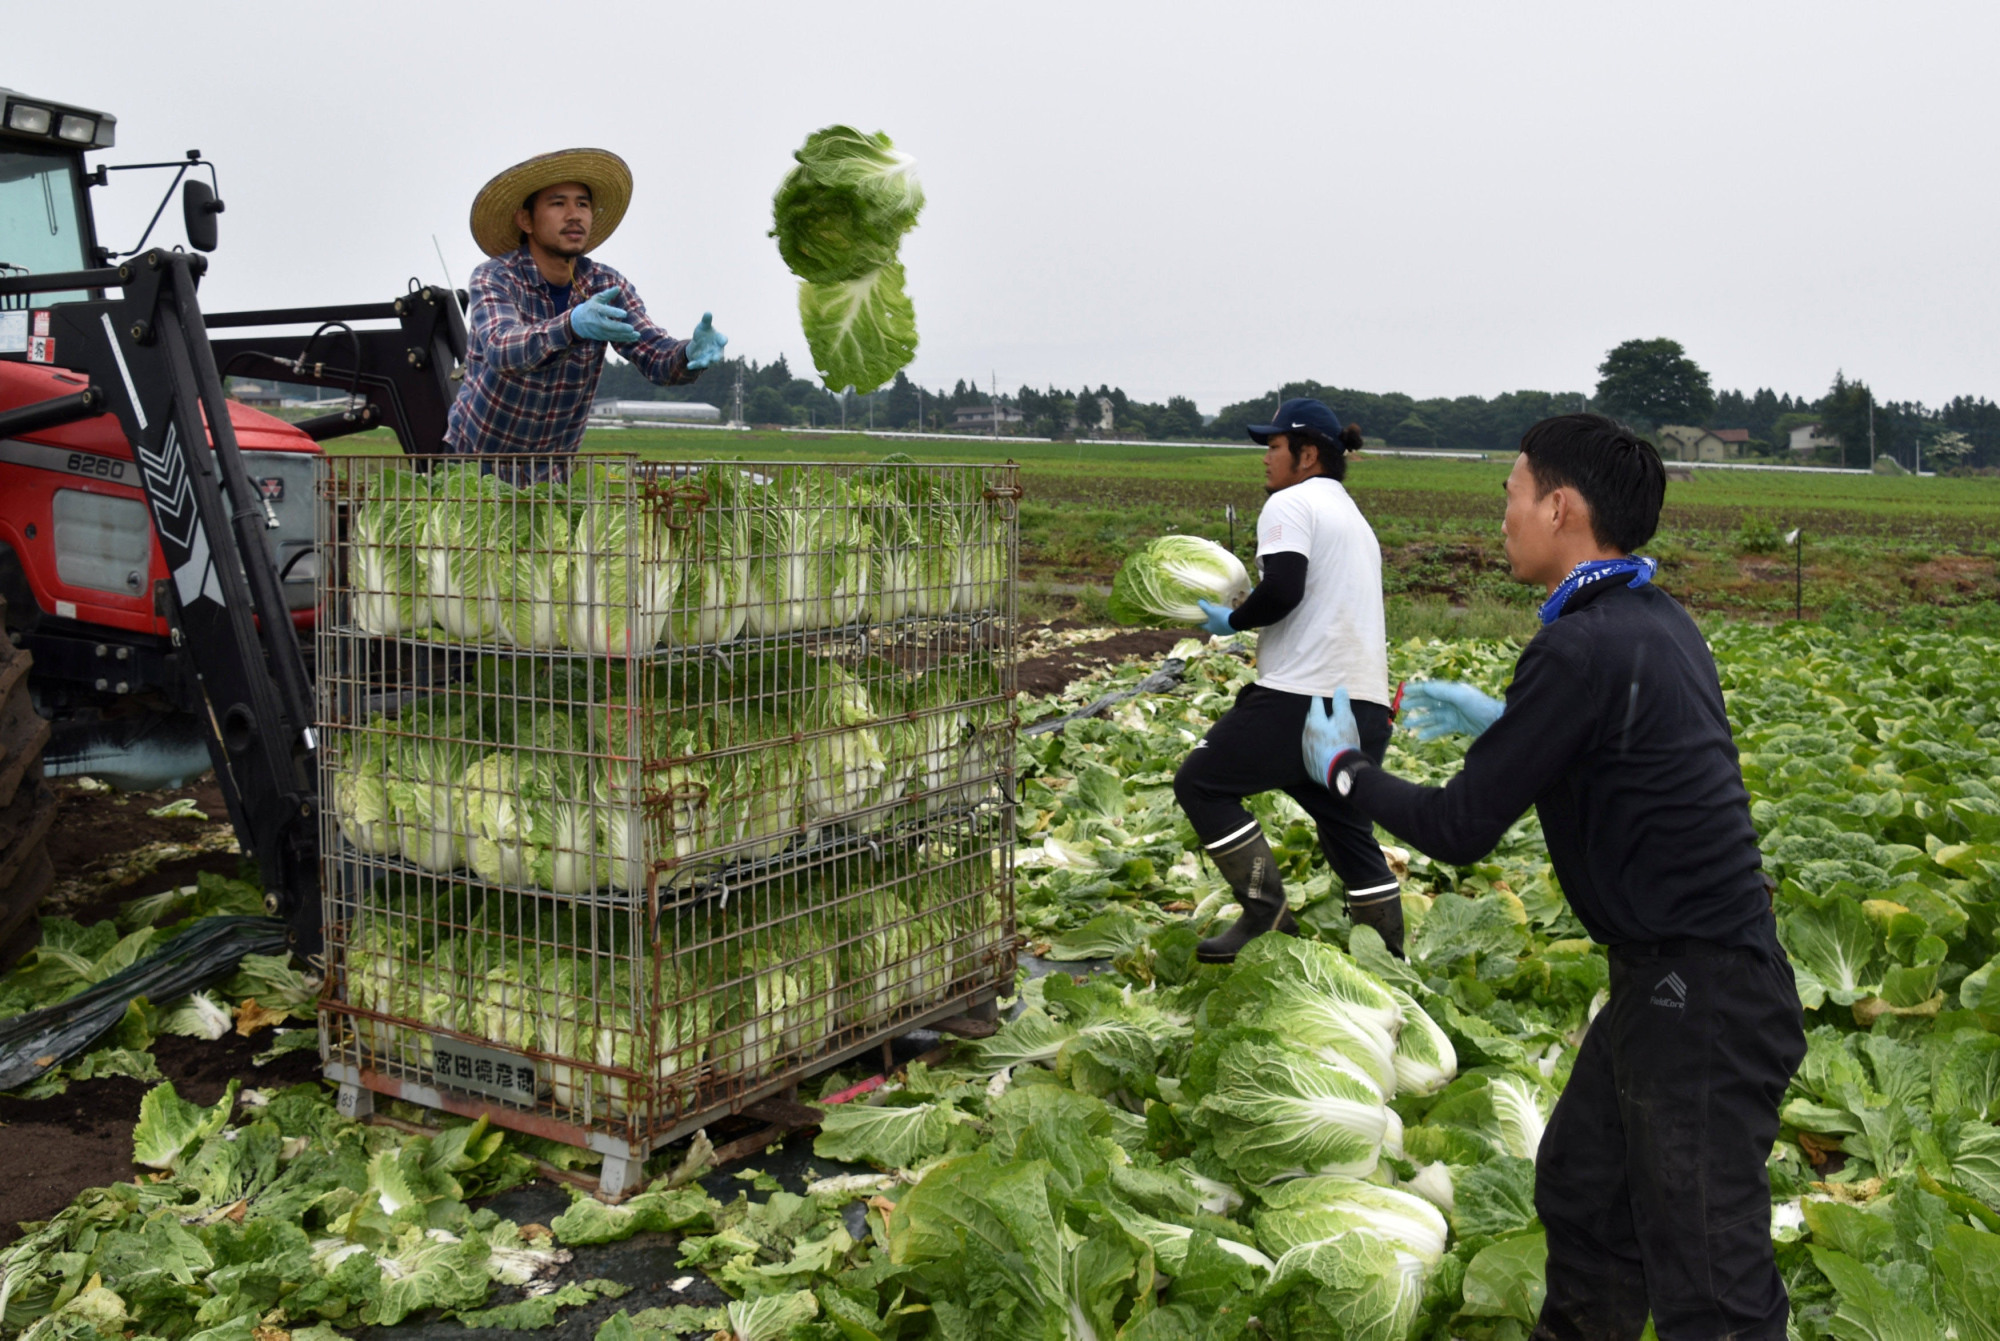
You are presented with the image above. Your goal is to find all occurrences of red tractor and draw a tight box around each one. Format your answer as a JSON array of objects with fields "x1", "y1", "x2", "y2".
[{"x1": 0, "y1": 85, "x2": 465, "y2": 966}]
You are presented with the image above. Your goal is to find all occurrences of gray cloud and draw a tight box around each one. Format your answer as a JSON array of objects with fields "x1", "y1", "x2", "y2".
[{"x1": 16, "y1": 0, "x2": 1995, "y2": 409}]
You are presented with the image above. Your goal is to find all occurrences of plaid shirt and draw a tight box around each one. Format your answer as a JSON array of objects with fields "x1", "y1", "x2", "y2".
[{"x1": 443, "y1": 248, "x2": 693, "y2": 481}]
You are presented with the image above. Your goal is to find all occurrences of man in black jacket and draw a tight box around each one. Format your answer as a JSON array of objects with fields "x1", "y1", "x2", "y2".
[{"x1": 1302, "y1": 414, "x2": 1806, "y2": 1340}]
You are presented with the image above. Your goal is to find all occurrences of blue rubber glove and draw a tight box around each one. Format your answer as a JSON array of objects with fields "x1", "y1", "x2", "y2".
[
  {"x1": 1401, "y1": 680, "x2": 1505, "y2": 741},
  {"x1": 1303, "y1": 687, "x2": 1363, "y2": 789},
  {"x1": 570, "y1": 287, "x2": 638, "y2": 343},
  {"x1": 1195, "y1": 599, "x2": 1236, "y2": 637},
  {"x1": 684, "y1": 312, "x2": 728, "y2": 369}
]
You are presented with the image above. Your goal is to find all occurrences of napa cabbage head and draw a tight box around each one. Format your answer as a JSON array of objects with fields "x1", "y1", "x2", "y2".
[
  {"x1": 770, "y1": 125, "x2": 924, "y2": 285},
  {"x1": 1108, "y1": 534, "x2": 1253, "y2": 627},
  {"x1": 660, "y1": 464, "x2": 752, "y2": 647},
  {"x1": 1189, "y1": 1031, "x2": 1390, "y2": 1184},
  {"x1": 799, "y1": 261, "x2": 918, "y2": 395},
  {"x1": 382, "y1": 703, "x2": 484, "y2": 872},
  {"x1": 333, "y1": 714, "x2": 399, "y2": 856},
  {"x1": 1252, "y1": 1176, "x2": 1450, "y2": 1265},
  {"x1": 745, "y1": 473, "x2": 871, "y2": 635},
  {"x1": 1389, "y1": 987, "x2": 1458, "y2": 1097},
  {"x1": 350, "y1": 473, "x2": 433, "y2": 636},
  {"x1": 856, "y1": 470, "x2": 956, "y2": 622},
  {"x1": 423, "y1": 465, "x2": 507, "y2": 640},
  {"x1": 564, "y1": 463, "x2": 681, "y2": 655},
  {"x1": 490, "y1": 481, "x2": 574, "y2": 649}
]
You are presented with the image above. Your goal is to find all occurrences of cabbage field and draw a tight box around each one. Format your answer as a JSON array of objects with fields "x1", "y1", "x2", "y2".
[{"x1": 5, "y1": 614, "x2": 2000, "y2": 1340}]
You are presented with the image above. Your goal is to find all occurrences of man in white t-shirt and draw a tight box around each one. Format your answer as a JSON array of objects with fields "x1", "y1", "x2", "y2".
[{"x1": 1172, "y1": 398, "x2": 1403, "y2": 962}]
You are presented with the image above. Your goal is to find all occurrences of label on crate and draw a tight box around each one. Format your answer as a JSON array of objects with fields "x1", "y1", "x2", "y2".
[{"x1": 430, "y1": 1036, "x2": 538, "y2": 1106}]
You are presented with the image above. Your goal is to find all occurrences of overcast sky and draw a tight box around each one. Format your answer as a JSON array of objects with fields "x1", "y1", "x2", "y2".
[{"x1": 13, "y1": 0, "x2": 1996, "y2": 412}]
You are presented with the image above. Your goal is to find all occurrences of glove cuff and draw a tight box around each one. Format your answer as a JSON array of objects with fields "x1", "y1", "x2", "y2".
[{"x1": 1324, "y1": 749, "x2": 1362, "y2": 794}]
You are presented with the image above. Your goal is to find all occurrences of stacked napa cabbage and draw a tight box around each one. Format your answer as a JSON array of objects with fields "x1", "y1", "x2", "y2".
[
  {"x1": 342, "y1": 841, "x2": 992, "y2": 1117},
  {"x1": 346, "y1": 461, "x2": 1005, "y2": 650}
]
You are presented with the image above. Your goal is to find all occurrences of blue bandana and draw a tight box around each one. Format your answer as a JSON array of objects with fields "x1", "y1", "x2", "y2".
[{"x1": 1539, "y1": 556, "x2": 1657, "y2": 625}]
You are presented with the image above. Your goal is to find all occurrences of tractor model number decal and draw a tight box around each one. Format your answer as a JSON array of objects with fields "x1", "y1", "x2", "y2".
[
  {"x1": 67, "y1": 452, "x2": 127, "y2": 481},
  {"x1": 0, "y1": 437, "x2": 129, "y2": 483}
]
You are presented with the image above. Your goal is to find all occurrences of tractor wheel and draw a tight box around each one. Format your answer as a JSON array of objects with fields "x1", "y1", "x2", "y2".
[{"x1": 0, "y1": 596, "x2": 56, "y2": 974}]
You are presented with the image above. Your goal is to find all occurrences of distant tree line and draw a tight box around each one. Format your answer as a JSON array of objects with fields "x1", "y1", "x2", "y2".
[
  {"x1": 596, "y1": 355, "x2": 1214, "y2": 439},
  {"x1": 597, "y1": 340, "x2": 2000, "y2": 471}
]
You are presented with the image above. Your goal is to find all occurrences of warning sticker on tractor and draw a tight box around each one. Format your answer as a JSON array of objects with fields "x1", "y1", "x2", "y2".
[
  {"x1": 0, "y1": 312, "x2": 24, "y2": 354},
  {"x1": 32, "y1": 311, "x2": 51, "y2": 337},
  {"x1": 431, "y1": 1036, "x2": 539, "y2": 1105},
  {"x1": 26, "y1": 336, "x2": 55, "y2": 364}
]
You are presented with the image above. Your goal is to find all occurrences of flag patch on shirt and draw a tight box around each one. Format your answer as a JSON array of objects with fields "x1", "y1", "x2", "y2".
[{"x1": 1267, "y1": 523, "x2": 1282, "y2": 542}]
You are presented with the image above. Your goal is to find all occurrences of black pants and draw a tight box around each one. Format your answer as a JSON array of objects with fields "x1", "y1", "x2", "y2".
[
  {"x1": 1172, "y1": 683, "x2": 1398, "y2": 899},
  {"x1": 1534, "y1": 939, "x2": 1806, "y2": 1341}
]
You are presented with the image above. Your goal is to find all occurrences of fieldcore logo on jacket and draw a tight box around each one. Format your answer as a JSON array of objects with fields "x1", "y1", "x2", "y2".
[{"x1": 1651, "y1": 972, "x2": 1688, "y2": 1009}]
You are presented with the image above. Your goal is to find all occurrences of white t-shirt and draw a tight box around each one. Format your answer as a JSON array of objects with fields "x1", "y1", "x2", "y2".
[{"x1": 1251, "y1": 476, "x2": 1390, "y2": 706}]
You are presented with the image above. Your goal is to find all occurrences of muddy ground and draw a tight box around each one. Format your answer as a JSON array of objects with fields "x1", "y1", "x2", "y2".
[
  {"x1": 1015, "y1": 621, "x2": 1191, "y2": 697},
  {"x1": 2, "y1": 621, "x2": 1159, "y2": 1245}
]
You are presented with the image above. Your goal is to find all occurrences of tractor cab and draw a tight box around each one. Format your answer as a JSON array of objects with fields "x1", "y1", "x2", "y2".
[
  {"x1": 0, "y1": 91, "x2": 108, "y2": 304},
  {"x1": 0, "y1": 86, "x2": 465, "y2": 805}
]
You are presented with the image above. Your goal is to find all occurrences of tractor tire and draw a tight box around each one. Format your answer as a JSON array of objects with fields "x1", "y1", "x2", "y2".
[{"x1": 0, "y1": 596, "x2": 56, "y2": 975}]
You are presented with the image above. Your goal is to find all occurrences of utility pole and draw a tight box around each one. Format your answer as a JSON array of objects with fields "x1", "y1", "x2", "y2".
[
  {"x1": 1867, "y1": 392, "x2": 1875, "y2": 467},
  {"x1": 732, "y1": 364, "x2": 744, "y2": 427},
  {"x1": 991, "y1": 370, "x2": 999, "y2": 439},
  {"x1": 917, "y1": 387, "x2": 923, "y2": 433}
]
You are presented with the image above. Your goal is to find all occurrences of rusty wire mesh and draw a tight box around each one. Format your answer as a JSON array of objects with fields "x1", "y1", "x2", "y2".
[{"x1": 315, "y1": 452, "x2": 1018, "y2": 1154}]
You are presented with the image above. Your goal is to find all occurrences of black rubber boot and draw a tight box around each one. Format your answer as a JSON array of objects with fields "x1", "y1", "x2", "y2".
[
  {"x1": 1196, "y1": 828, "x2": 1296, "y2": 963},
  {"x1": 1347, "y1": 888, "x2": 1406, "y2": 958}
]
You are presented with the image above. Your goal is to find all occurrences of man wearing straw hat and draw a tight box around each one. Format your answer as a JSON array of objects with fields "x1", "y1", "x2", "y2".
[{"x1": 446, "y1": 147, "x2": 728, "y2": 482}]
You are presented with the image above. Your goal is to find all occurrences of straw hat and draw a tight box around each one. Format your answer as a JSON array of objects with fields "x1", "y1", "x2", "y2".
[{"x1": 468, "y1": 148, "x2": 632, "y2": 258}]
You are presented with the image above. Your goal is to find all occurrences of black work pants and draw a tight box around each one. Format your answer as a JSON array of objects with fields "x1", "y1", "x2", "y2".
[
  {"x1": 1533, "y1": 938, "x2": 1806, "y2": 1341},
  {"x1": 1172, "y1": 683, "x2": 1398, "y2": 899}
]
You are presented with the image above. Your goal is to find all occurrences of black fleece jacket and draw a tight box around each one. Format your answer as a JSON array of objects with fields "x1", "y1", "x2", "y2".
[
  {"x1": 1341, "y1": 579, "x2": 1778, "y2": 952},
  {"x1": 1225, "y1": 551, "x2": 1306, "y2": 630}
]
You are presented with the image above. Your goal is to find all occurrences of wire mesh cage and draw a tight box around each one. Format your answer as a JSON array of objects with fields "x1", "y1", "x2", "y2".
[{"x1": 314, "y1": 452, "x2": 1019, "y2": 1187}]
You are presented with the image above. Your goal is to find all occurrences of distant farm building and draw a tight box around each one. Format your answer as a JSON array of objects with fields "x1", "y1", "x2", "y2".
[
  {"x1": 1789, "y1": 423, "x2": 1837, "y2": 456},
  {"x1": 228, "y1": 381, "x2": 284, "y2": 408},
  {"x1": 952, "y1": 404, "x2": 1025, "y2": 430},
  {"x1": 1656, "y1": 425, "x2": 1733, "y2": 462},
  {"x1": 591, "y1": 400, "x2": 722, "y2": 422}
]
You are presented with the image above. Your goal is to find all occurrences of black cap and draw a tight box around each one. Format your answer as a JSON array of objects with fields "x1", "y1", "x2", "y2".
[{"x1": 1247, "y1": 397, "x2": 1344, "y2": 447}]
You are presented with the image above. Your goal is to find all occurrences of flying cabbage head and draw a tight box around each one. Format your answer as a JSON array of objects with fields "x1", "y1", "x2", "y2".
[{"x1": 771, "y1": 125, "x2": 924, "y2": 285}]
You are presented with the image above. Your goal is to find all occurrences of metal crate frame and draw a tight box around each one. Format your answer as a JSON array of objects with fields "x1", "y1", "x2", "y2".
[{"x1": 313, "y1": 452, "x2": 1020, "y2": 1193}]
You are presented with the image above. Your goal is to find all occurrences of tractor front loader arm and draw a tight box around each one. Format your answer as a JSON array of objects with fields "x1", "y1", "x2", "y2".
[{"x1": 0, "y1": 251, "x2": 322, "y2": 953}]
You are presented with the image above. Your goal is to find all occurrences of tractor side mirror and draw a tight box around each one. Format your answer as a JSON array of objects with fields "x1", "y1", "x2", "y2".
[{"x1": 182, "y1": 180, "x2": 223, "y2": 253}]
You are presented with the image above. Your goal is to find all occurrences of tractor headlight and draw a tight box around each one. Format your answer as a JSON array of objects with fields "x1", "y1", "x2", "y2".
[
  {"x1": 6, "y1": 102, "x2": 53, "y2": 136},
  {"x1": 56, "y1": 114, "x2": 95, "y2": 144}
]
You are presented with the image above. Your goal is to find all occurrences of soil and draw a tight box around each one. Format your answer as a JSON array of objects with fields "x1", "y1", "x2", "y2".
[
  {"x1": 1015, "y1": 623, "x2": 1194, "y2": 698},
  {"x1": 40, "y1": 775, "x2": 245, "y2": 927},
  {"x1": 0, "y1": 1029, "x2": 323, "y2": 1244}
]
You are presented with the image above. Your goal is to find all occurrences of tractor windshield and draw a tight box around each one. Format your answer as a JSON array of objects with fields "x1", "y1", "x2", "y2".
[{"x1": 0, "y1": 146, "x2": 90, "y2": 305}]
